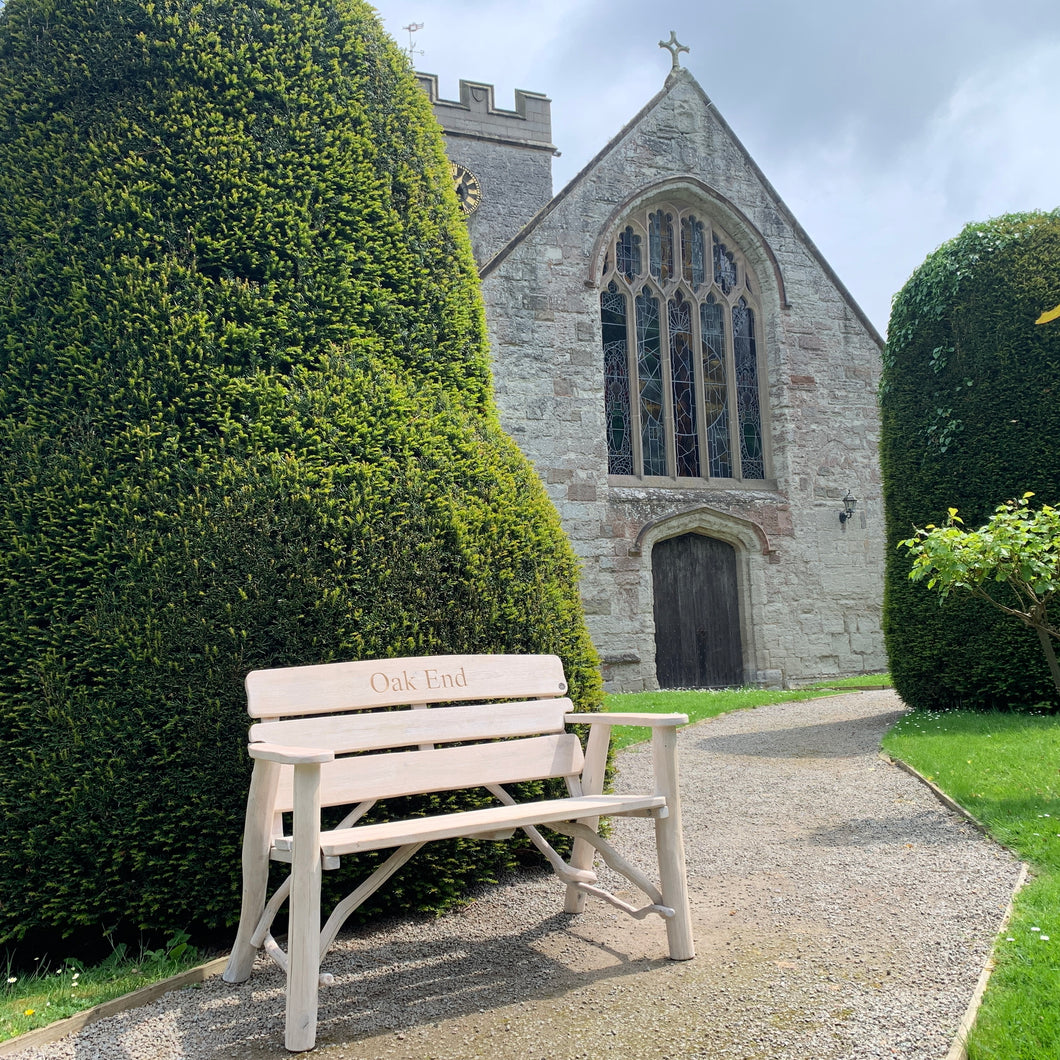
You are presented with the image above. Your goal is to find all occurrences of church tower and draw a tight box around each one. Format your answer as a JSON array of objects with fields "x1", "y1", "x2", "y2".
[{"x1": 416, "y1": 74, "x2": 556, "y2": 265}]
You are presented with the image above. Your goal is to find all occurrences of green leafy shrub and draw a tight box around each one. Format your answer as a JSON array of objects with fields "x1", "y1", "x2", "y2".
[
  {"x1": 880, "y1": 211, "x2": 1060, "y2": 711},
  {"x1": 0, "y1": 0, "x2": 600, "y2": 958},
  {"x1": 898, "y1": 494, "x2": 1060, "y2": 693}
]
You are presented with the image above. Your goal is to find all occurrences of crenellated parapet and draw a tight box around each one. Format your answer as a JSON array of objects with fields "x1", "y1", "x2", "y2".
[{"x1": 416, "y1": 74, "x2": 555, "y2": 152}]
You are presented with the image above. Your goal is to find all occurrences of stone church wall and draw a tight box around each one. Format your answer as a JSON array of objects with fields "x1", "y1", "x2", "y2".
[{"x1": 478, "y1": 70, "x2": 887, "y2": 691}]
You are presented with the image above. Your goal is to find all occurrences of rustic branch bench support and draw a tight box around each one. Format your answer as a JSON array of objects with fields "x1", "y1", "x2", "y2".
[{"x1": 222, "y1": 654, "x2": 694, "y2": 1051}]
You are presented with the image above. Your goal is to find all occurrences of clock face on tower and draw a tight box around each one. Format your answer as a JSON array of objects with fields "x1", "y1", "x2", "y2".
[{"x1": 451, "y1": 163, "x2": 482, "y2": 216}]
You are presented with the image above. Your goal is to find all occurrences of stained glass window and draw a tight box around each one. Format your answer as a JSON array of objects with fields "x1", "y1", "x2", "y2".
[
  {"x1": 681, "y1": 216, "x2": 706, "y2": 290},
  {"x1": 668, "y1": 292, "x2": 700, "y2": 477},
  {"x1": 616, "y1": 226, "x2": 641, "y2": 282},
  {"x1": 601, "y1": 282, "x2": 633, "y2": 475},
  {"x1": 636, "y1": 287, "x2": 666, "y2": 476},
  {"x1": 700, "y1": 295, "x2": 732, "y2": 478},
  {"x1": 713, "y1": 235, "x2": 737, "y2": 294},
  {"x1": 599, "y1": 205, "x2": 766, "y2": 482},
  {"x1": 648, "y1": 210, "x2": 675, "y2": 283},
  {"x1": 733, "y1": 298, "x2": 764, "y2": 479}
]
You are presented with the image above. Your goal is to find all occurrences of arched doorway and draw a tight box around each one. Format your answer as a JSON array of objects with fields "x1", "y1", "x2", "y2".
[{"x1": 652, "y1": 533, "x2": 743, "y2": 688}]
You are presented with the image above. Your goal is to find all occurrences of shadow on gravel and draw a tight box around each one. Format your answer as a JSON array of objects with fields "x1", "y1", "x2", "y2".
[
  {"x1": 693, "y1": 710, "x2": 908, "y2": 759},
  {"x1": 803, "y1": 810, "x2": 982, "y2": 848},
  {"x1": 204, "y1": 907, "x2": 671, "y2": 1058}
]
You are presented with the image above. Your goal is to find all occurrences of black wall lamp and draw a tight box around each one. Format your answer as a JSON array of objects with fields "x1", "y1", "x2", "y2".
[{"x1": 839, "y1": 492, "x2": 858, "y2": 525}]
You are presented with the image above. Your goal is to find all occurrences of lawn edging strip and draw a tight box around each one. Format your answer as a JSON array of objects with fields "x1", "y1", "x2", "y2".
[
  {"x1": 0, "y1": 956, "x2": 230, "y2": 1057},
  {"x1": 943, "y1": 861, "x2": 1029, "y2": 1060},
  {"x1": 880, "y1": 751, "x2": 1031, "y2": 1060},
  {"x1": 880, "y1": 752, "x2": 996, "y2": 838}
]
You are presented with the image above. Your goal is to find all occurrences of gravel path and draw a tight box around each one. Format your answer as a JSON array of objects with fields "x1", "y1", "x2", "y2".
[{"x1": 10, "y1": 690, "x2": 1023, "y2": 1060}]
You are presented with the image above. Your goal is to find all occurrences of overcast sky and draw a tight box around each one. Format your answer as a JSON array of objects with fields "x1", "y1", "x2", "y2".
[{"x1": 371, "y1": 0, "x2": 1060, "y2": 337}]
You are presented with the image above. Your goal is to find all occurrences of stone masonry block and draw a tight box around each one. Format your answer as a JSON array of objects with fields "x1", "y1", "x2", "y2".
[
  {"x1": 581, "y1": 596, "x2": 613, "y2": 616},
  {"x1": 567, "y1": 481, "x2": 598, "y2": 502}
]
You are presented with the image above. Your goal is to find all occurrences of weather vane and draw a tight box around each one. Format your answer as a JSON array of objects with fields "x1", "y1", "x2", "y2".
[
  {"x1": 402, "y1": 22, "x2": 424, "y2": 64},
  {"x1": 659, "y1": 31, "x2": 689, "y2": 71}
]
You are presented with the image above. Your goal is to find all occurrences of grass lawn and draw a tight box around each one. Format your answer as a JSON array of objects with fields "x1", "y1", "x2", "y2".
[
  {"x1": 802, "y1": 672, "x2": 893, "y2": 690},
  {"x1": 882, "y1": 709, "x2": 1060, "y2": 1060},
  {"x1": 601, "y1": 674, "x2": 889, "y2": 751},
  {"x1": 0, "y1": 675, "x2": 890, "y2": 1046},
  {"x1": 0, "y1": 932, "x2": 204, "y2": 1043},
  {"x1": 601, "y1": 684, "x2": 851, "y2": 750}
]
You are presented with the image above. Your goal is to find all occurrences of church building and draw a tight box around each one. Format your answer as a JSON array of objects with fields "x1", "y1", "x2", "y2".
[{"x1": 417, "y1": 39, "x2": 887, "y2": 692}]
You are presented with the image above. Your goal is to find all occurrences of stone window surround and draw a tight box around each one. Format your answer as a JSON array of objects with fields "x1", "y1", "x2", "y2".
[
  {"x1": 586, "y1": 178, "x2": 789, "y2": 310},
  {"x1": 594, "y1": 180, "x2": 781, "y2": 488}
]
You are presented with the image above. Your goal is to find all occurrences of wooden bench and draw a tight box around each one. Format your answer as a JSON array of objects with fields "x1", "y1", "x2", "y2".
[{"x1": 222, "y1": 653, "x2": 694, "y2": 1051}]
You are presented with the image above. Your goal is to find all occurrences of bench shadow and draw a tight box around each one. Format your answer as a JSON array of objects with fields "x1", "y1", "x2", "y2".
[
  {"x1": 124, "y1": 896, "x2": 675, "y2": 1059},
  {"x1": 320, "y1": 911, "x2": 657, "y2": 1029},
  {"x1": 692, "y1": 710, "x2": 908, "y2": 759}
]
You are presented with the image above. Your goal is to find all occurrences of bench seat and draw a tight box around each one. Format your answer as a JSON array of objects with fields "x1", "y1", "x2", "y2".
[{"x1": 271, "y1": 793, "x2": 669, "y2": 857}]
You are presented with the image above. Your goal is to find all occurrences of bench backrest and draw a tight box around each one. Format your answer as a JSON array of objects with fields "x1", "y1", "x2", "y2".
[{"x1": 245, "y1": 654, "x2": 580, "y2": 813}]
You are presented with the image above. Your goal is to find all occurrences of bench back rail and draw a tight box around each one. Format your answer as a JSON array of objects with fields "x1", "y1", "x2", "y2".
[
  {"x1": 244, "y1": 653, "x2": 570, "y2": 717},
  {"x1": 271, "y1": 731, "x2": 584, "y2": 811}
]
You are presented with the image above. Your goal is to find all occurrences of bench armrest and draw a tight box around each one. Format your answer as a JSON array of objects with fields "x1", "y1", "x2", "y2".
[
  {"x1": 564, "y1": 712, "x2": 689, "y2": 728},
  {"x1": 248, "y1": 742, "x2": 335, "y2": 765}
]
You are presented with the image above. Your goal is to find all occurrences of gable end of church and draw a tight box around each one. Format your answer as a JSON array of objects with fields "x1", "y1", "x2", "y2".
[{"x1": 423, "y1": 65, "x2": 886, "y2": 691}]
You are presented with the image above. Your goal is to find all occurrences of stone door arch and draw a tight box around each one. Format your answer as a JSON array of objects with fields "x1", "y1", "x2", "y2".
[{"x1": 652, "y1": 532, "x2": 743, "y2": 688}]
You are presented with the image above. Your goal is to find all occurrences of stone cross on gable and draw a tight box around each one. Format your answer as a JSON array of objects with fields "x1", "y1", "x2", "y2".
[{"x1": 659, "y1": 31, "x2": 690, "y2": 71}]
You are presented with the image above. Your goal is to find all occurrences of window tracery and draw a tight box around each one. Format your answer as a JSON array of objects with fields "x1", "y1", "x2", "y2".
[
  {"x1": 600, "y1": 204, "x2": 767, "y2": 482},
  {"x1": 681, "y1": 216, "x2": 706, "y2": 290},
  {"x1": 616, "y1": 226, "x2": 641, "y2": 283},
  {"x1": 713, "y1": 234, "x2": 737, "y2": 295},
  {"x1": 601, "y1": 282, "x2": 633, "y2": 475},
  {"x1": 648, "y1": 209, "x2": 675, "y2": 284},
  {"x1": 635, "y1": 287, "x2": 666, "y2": 476}
]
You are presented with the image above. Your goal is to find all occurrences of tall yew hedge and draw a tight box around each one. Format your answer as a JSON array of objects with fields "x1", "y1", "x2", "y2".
[
  {"x1": 881, "y1": 211, "x2": 1060, "y2": 711},
  {"x1": 0, "y1": 0, "x2": 600, "y2": 955}
]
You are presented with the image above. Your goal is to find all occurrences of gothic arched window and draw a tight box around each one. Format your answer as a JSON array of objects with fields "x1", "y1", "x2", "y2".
[{"x1": 600, "y1": 205, "x2": 767, "y2": 481}]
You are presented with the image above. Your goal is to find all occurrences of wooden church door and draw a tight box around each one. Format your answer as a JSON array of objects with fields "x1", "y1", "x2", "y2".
[{"x1": 652, "y1": 533, "x2": 743, "y2": 688}]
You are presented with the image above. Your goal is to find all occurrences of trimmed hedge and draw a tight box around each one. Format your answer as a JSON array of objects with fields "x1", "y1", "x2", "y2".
[
  {"x1": 0, "y1": 0, "x2": 601, "y2": 955},
  {"x1": 880, "y1": 211, "x2": 1060, "y2": 711}
]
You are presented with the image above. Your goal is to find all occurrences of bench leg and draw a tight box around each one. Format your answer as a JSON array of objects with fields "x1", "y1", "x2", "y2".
[
  {"x1": 564, "y1": 723, "x2": 610, "y2": 913},
  {"x1": 652, "y1": 726, "x2": 695, "y2": 960},
  {"x1": 224, "y1": 760, "x2": 281, "y2": 984},
  {"x1": 286, "y1": 763, "x2": 323, "y2": 1052},
  {"x1": 563, "y1": 831, "x2": 597, "y2": 913}
]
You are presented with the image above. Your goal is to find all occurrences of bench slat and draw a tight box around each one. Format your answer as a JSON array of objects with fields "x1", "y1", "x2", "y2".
[
  {"x1": 246, "y1": 654, "x2": 568, "y2": 718},
  {"x1": 271, "y1": 733, "x2": 584, "y2": 812},
  {"x1": 251, "y1": 697, "x2": 571, "y2": 754},
  {"x1": 270, "y1": 794, "x2": 668, "y2": 856}
]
